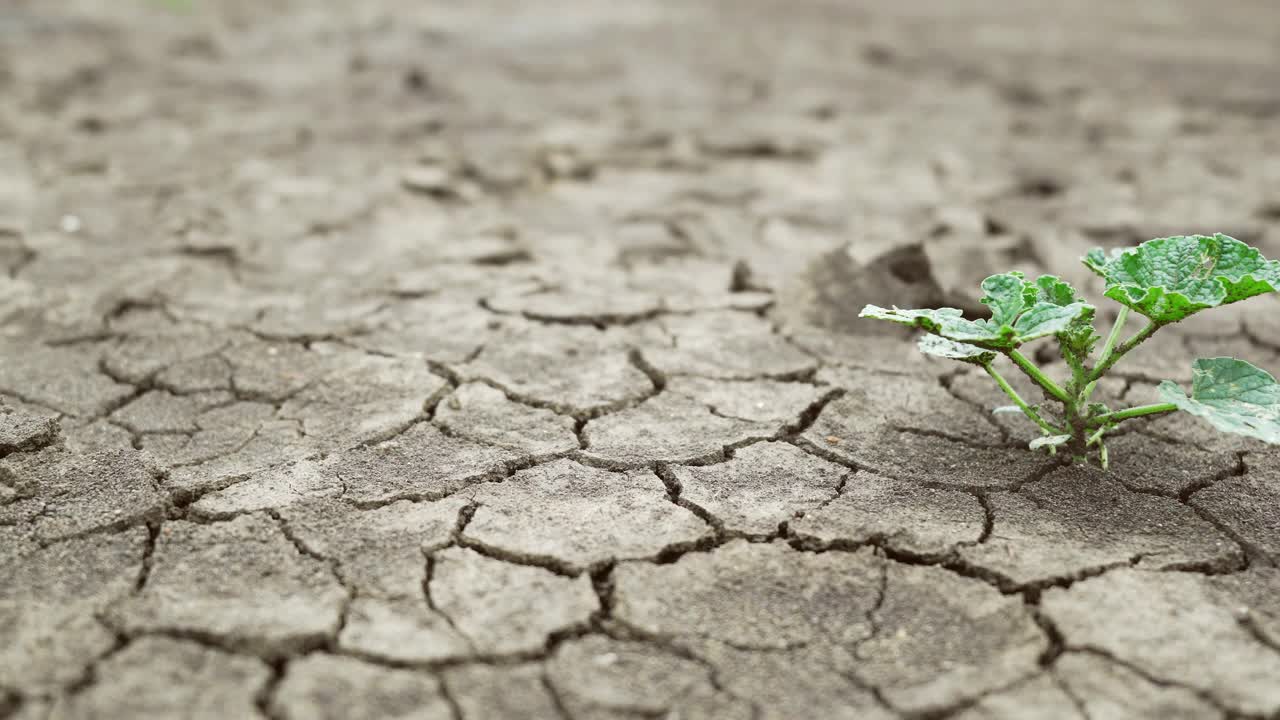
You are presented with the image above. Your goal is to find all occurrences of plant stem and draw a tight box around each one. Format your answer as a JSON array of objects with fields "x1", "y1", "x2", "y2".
[
  {"x1": 1095, "y1": 307, "x2": 1130, "y2": 369},
  {"x1": 1089, "y1": 320, "x2": 1160, "y2": 382},
  {"x1": 1006, "y1": 349, "x2": 1071, "y2": 403},
  {"x1": 1086, "y1": 425, "x2": 1107, "y2": 446},
  {"x1": 1082, "y1": 308, "x2": 1130, "y2": 402},
  {"x1": 1091, "y1": 403, "x2": 1178, "y2": 426},
  {"x1": 983, "y1": 363, "x2": 1061, "y2": 436}
]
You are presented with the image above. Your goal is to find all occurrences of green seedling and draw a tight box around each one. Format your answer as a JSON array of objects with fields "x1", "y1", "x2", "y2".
[{"x1": 861, "y1": 234, "x2": 1280, "y2": 467}]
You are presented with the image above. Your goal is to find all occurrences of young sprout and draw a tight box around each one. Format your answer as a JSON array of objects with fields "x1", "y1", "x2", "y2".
[{"x1": 861, "y1": 234, "x2": 1280, "y2": 467}]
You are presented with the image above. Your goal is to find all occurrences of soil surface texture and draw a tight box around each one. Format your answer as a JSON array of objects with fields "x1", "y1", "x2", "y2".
[{"x1": 2, "y1": 1, "x2": 1280, "y2": 718}]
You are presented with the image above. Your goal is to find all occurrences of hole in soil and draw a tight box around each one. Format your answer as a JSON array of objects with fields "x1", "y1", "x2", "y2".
[
  {"x1": 404, "y1": 67, "x2": 431, "y2": 92},
  {"x1": 1018, "y1": 176, "x2": 1064, "y2": 198},
  {"x1": 863, "y1": 45, "x2": 895, "y2": 67},
  {"x1": 984, "y1": 215, "x2": 1009, "y2": 235},
  {"x1": 886, "y1": 251, "x2": 933, "y2": 285},
  {"x1": 1256, "y1": 202, "x2": 1280, "y2": 222},
  {"x1": 76, "y1": 116, "x2": 106, "y2": 134},
  {"x1": 1000, "y1": 83, "x2": 1044, "y2": 107}
]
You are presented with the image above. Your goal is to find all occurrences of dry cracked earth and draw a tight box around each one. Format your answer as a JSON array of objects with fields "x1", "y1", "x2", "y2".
[{"x1": 3, "y1": 1, "x2": 1280, "y2": 719}]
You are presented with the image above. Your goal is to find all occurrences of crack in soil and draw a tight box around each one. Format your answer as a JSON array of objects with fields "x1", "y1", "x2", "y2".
[
  {"x1": 268, "y1": 510, "x2": 354, "y2": 651},
  {"x1": 1066, "y1": 647, "x2": 1244, "y2": 718}
]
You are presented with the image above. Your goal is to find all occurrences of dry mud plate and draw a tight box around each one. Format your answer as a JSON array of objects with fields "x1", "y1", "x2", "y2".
[{"x1": 3, "y1": 1, "x2": 1280, "y2": 718}]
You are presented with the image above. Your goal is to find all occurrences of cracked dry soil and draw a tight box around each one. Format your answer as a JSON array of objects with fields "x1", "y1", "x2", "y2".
[{"x1": 2, "y1": 1, "x2": 1280, "y2": 718}]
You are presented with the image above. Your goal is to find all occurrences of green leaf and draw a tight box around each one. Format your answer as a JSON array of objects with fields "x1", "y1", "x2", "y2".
[
  {"x1": 858, "y1": 305, "x2": 962, "y2": 331},
  {"x1": 1083, "y1": 248, "x2": 1121, "y2": 277},
  {"x1": 1014, "y1": 303, "x2": 1096, "y2": 343},
  {"x1": 917, "y1": 335, "x2": 997, "y2": 365},
  {"x1": 1034, "y1": 275, "x2": 1081, "y2": 306},
  {"x1": 859, "y1": 305, "x2": 988, "y2": 336},
  {"x1": 860, "y1": 273, "x2": 1094, "y2": 351},
  {"x1": 981, "y1": 272, "x2": 1031, "y2": 326},
  {"x1": 1085, "y1": 234, "x2": 1280, "y2": 324},
  {"x1": 1029, "y1": 434, "x2": 1072, "y2": 450},
  {"x1": 1033, "y1": 274, "x2": 1098, "y2": 355},
  {"x1": 1158, "y1": 357, "x2": 1280, "y2": 444}
]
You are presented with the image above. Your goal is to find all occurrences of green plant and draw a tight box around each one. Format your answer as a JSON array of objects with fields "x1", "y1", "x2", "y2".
[{"x1": 861, "y1": 234, "x2": 1280, "y2": 467}]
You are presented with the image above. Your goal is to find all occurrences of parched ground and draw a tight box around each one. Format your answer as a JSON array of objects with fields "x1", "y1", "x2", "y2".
[{"x1": 3, "y1": 1, "x2": 1280, "y2": 718}]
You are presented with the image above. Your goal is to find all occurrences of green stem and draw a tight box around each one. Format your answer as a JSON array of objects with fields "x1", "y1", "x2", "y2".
[
  {"x1": 1095, "y1": 308, "x2": 1130, "y2": 369},
  {"x1": 1086, "y1": 425, "x2": 1108, "y2": 446},
  {"x1": 983, "y1": 363, "x2": 1061, "y2": 436},
  {"x1": 1082, "y1": 308, "x2": 1130, "y2": 402},
  {"x1": 1091, "y1": 402, "x2": 1178, "y2": 426},
  {"x1": 1006, "y1": 349, "x2": 1070, "y2": 404},
  {"x1": 1089, "y1": 320, "x2": 1160, "y2": 382}
]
